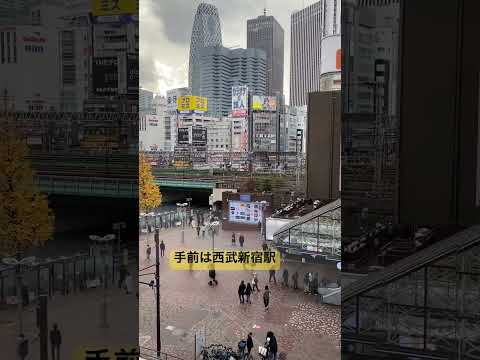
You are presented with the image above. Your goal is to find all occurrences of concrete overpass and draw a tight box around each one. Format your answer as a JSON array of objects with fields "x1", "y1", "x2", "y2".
[{"x1": 34, "y1": 175, "x2": 227, "y2": 198}]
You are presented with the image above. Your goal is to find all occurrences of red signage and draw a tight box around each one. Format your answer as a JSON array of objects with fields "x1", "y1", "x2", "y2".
[
  {"x1": 23, "y1": 36, "x2": 46, "y2": 43},
  {"x1": 336, "y1": 49, "x2": 341, "y2": 70}
]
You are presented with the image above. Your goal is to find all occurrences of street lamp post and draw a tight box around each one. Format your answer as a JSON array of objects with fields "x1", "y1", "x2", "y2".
[
  {"x1": 2, "y1": 256, "x2": 36, "y2": 360},
  {"x1": 89, "y1": 234, "x2": 115, "y2": 329},
  {"x1": 154, "y1": 229, "x2": 161, "y2": 356}
]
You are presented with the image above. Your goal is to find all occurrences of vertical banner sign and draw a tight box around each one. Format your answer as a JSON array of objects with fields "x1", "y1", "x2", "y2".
[
  {"x1": 336, "y1": 49, "x2": 341, "y2": 70},
  {"x1": 232, "y1": 85, "x2": 248, "y2": 117},
  {"x1": 93, "y1": 57, "x2": 118, "y2": 96}
]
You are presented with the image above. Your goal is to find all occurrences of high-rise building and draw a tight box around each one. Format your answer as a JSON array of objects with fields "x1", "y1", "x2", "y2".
[
  {"x1": 319, "y1": 0, "x2": 341, "y2": 92},
  {"x1": 139, "y1": 88, "x2": 154, "y2": 114},
  {"x1": 188, "y1": 3, "x2": 222, "y2": 96},
  {"x1": 247, "y1": 11, "x2": 284, "y2": 96},
  {"x1": 198, "y1": 46, "x2": 266, "y2": 117},
  {"x1": 290, "y1": 1, "x2": 322, "y2": 106}
]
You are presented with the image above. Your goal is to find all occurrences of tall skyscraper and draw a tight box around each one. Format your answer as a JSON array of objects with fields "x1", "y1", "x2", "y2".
[
  {"x1": 247, "y1": 11, "x2": 284, "y2": 96},
  {"x1": 290, "y1": 1, "x2": 322, "y2": 107},
  {"x1": 188, "y1": 3, "x2": 222, "y2": 96},
  {"x1": 139, "y1": 88, "x2": 154, "y2": 114},
  {"x1": 198, "y1": 46, "x2": 266, "y2": 117}
]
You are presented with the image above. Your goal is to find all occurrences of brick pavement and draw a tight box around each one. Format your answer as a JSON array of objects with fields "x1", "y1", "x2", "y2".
[
  {"x1": 139, "y1": 225, "x2": 340, "y2": 360},
  {"x1": 0, "y1": 266, "x2": 138, "y2": 360}
]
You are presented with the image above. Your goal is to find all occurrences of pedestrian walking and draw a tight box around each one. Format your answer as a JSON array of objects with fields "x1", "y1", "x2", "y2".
[
  {"x1": 118, "y1": 265, "x2": 127, "y2": 289},
  {"x1": 263, "y1": 285, "x2": 270, "y2": 310},
  {"x1": 292, "y1": 271, "x2": 299, "y2": 290},
  {"x1": 262, "y1": 242, "x2": 268, "y2": 251},
  {"x1": 247, "y1": 332, "x2": 254, "y2": 358},
  {"x1": 201, "y1": 226, "x2": 206, "y2": 239},
  {"x1": 266, "y1": 331, "x2": 278, "y2": 360},
  {"x1": 146, "y1": 244, "x2": 151, "y2": 261},
  {"x1": 50, "y1": 323, "x2": 61, "y2": 360},
  {"x1": 232, "y1": 232, "x2": 236, "y2": 246},
  {"x1": 160, "y1": 240, "x2": 165, "y2": 257},
  {"x1": 196, "y1": 225, "x2": 201, "y2": 238},
  {"x1": 269, "y1": 269, "x2": 276, "y2": 284},
  {"x1": 245, "y1": 282, "x2": 253, "y2": 304},
  {"x1": 304, "y1": 272, "x2": 310, "y2": 294},
  {"x1": 239, "y1": 234, "x2": 245, "y2": 248},
  {"x1": 208, "y1": 268, "x2": 218, "y2": 286},
  {"x1": 282, "y1": 268, "x2": 289, "y2": 287},
  {"x1": 238, "y1": 280, "x2": 246, "y2": 304},
  {"x1": 124, "y1": 271, "x2": 133, "y2": 294},
  {"x1": 252, "y1": 272, "x2": 260, "y2": 292}
]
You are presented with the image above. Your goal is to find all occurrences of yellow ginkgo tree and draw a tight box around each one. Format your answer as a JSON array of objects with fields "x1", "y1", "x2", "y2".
[
  {"x1": 139, "y1": 152, "x2": 162, "y2": 212},
  {"x1": 0, "y1": 122, "x2": 54, "y2": 257}
]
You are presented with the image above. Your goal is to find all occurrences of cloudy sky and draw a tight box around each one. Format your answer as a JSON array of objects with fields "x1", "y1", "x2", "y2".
[{"x1": 140, "y1": 0, "x2": 319, "y2": 104}]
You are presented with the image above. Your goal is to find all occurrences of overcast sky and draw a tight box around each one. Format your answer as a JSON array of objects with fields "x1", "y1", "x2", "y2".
[{"x1": 140, "y1": 0, "x2": 319, "y2": 104}]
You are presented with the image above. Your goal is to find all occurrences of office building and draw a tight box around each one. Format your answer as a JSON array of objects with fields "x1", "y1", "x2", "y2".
[
  {"x1": 247, "y1": 11, "x2": 284, "y2": 96},
  {"x1": 188, "y1": 3, "x2": 222, "y2": 96},
  {"x1": 307, "y1": 91, "x2": 340, "y2": 202},
  {"x1": 139, "y1": 88, "x2": 154, "y2": 114},
  {"x1": 342, "y1": 2, "x2": 480, "y2": 358},
  {"x1": 319, "y1": 0, "x2": 341, "y2": 92},
  {"x1": 252, "y1": 111, "x2": 278, "y2": 153},
  {"x1": 290, "y1": 1, "x2": 322, "y2": 106},
  {"x1": 198, "y1": 46, "x2": 266, "y2": 117}
]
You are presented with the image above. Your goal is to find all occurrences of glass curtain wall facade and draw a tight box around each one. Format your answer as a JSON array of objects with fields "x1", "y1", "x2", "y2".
[
  {"x1": 273, "y1": 200, "x2": 340, "y2": 261},
  {"x1": 342, "y1": 226, "x2": 480, "y2": 359}
]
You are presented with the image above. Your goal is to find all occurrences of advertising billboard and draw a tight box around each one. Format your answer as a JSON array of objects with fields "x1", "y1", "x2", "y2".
[
  {"x1": 177, "y1": 128, "x2": 190, "y2": 144},
  {"x1": 167, "y1": 88, "x2": 189, "y2": 114},
  {"x1": 228, "y1": 201, "x2": 263, "y2": 225},
  {"x1": 252, "y1": 96, "x2": 277, "y2": 112},
  {"x1": 177, "y1": 96, "x2": 208, "y2": 114},
  {"x1": 192, "y1": 127, "x2": 207, "y2": 145},
  {"x1": 92, "y1": 0, "x2": 138, "y2": 16},
  {"x1": 93, "y1": 57, "x2": 118, "y2": 96},
  {"x1": 320, "y1": 34, "x2": 341, "y2": 75},
  {"x1": 232, "y1": 86, "x2": 248, "y2": 117}
]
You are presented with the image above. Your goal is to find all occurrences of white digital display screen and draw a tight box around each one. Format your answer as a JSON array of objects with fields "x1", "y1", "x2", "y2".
[{"x1": 228, "y1": 201, "x2": 263, "y2": 225}]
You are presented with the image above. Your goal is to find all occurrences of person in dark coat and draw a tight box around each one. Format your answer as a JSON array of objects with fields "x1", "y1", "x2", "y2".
[
  {"x1": 269, "y1": 269, "x2": 276, "y2": 284},
  {"x1": 238, "y1": 280, "x2": 246, "y2": 304},
  {"x1": 232, "y1": 232, "x2": 236, "y2": 246},
  {"x1": 292, "y1": 271, "x2": 299, "y2": 290},
  {"x1": 282, "y1": 268, "x2": 289, "y2": 287},
  {"x1": 208, "y1": 268, "x2": 217, "y2": 286},
  {"x1": 50, "y1": 323, "x2": 61, "y2": 360},
  {"x1": 245, "y1": 282, "x2": 253, "y2": 304},
  {"x1": 239, "y1": 234, "x2": 245, "y2": 247},
  {"x1": 266, "y1": 331, "x2": 278, "y2": 360},
  {"x1": 247, "y1": 332, "x2": 254, "y2": 357},
  {"x1": 160, "y1": 240, "x2": 165, "y2": 257},
  {"x1": 263, "y1": 285, "x2": 270, "y2": 310}
]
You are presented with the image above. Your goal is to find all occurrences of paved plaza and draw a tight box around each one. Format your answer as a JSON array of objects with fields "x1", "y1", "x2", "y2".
[{"x1": 139, "y1": 225, "x2": 340, "y2": 360}]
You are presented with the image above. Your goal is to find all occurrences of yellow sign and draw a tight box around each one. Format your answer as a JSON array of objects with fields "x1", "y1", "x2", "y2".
[
  {"x1": 177, "y1": 96, "x2": 208, "y2": 113},
  {"x1": 169, "y1": 249, "x2": 281, "y2": 271},
  {"x1": 73, "y1": 346, "x2": 139, "y2": 360},
  {"x1": 91, "y1": 0, "x2": 138, "y2": 16}
]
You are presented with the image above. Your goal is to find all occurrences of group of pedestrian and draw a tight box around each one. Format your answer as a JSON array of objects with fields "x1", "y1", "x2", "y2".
[
  {"x1": 145, "y1": 240, "x2": 165, "y2": 261},
  {"x1": 240, "y1": 330, "x2": 278, "y2": 360},
  {"x1": 237, "y1": 280, "x2": 253, "y2": 304},
  {"x1": 231, "y1": 232, "x2": 246, "y2": 247}
]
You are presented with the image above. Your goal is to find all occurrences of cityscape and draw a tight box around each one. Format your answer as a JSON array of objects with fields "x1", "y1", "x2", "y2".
[
  {"x1": 1, "y1": 0, "x2": 480, "y2": 360},
  {"x1": 139, "y1": 0, "x2": 341, "y2": 359}
]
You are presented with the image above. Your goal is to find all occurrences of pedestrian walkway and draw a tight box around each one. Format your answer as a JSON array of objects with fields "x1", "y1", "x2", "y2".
[{"x1": 139, "y1": 225, "x2": 340, "y2": 360}]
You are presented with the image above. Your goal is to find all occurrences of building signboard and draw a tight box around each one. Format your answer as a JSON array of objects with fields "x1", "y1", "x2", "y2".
[
  {"x1": 231, "y1": 86, "x2": 248, "y2": 117},
  {"x1": 252, "y1": 96, "x2": 277, "y2": 112}
]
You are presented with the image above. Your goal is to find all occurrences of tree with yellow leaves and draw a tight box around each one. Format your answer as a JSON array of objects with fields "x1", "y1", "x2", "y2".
[
  {"x1": 0, "y1": 122, "x2": 54, "y2": 257},
  {"x1": 139, "y1": 152, "x2": 162, "y2": 212}
]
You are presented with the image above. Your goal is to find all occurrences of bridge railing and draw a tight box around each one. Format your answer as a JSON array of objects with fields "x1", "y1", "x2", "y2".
[{"x1": 34, "y1": 175, "x2": 138, "y2": 198}]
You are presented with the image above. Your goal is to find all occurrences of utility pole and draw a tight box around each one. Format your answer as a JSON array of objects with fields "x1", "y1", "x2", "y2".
[
  {"x1": 38, "y1": 295, "x2": 48, "y2": 360},
  {"x1": 154, "y1": 229, "x2": 161, "y2": 356}
]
